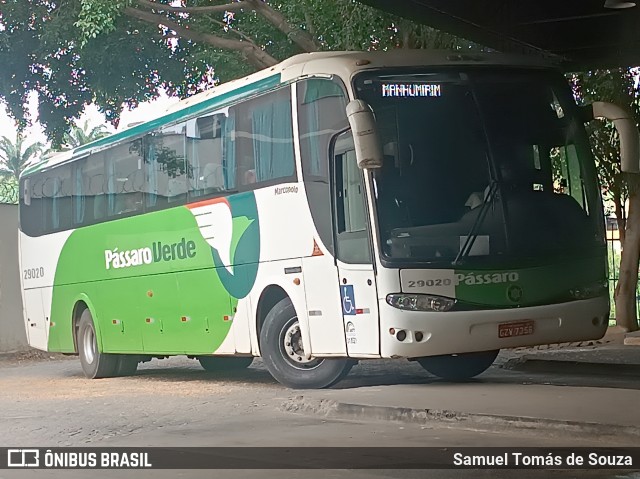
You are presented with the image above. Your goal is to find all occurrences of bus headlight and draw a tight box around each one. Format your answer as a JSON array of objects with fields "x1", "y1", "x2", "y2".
[
  {"x1": 569, "y1": 281, "x2": 608, "y2": 300},
  {"x1": 386, "y1": 294, "x2": 456, "y2": 312}
]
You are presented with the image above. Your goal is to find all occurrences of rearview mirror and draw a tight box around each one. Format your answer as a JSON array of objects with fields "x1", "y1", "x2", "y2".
[{"x1": 346, "y1": 100, "x2": 384, "y2": 169}]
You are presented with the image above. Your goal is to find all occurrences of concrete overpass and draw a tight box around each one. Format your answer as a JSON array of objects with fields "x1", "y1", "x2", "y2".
[{"x1": 362, "y1": 0, "x2": 640, "y2": 69}]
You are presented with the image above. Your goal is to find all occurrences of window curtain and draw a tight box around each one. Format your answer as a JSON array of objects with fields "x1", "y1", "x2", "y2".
[
  {"x1": 303, "y1": 79, "x2": 344, "y2": 103},
  {"x1": 303, "y1": 80, "x2": 346, "y2": 177},
  {"x1": 223, "y1": 114, "x2": 236, "y2": 189},
  {"x1": 146, "y1": 141, "x2": 158, "y2": 208},
  {"x1": 188, "y1": 137, "x2": 199, "y2": 192},
  {"x1": 74, "y1": 167, "x2": 84, "y2": 224},
  {"x1": 52, "y1": 177, "x2": 60, "y2": 229},
  {"x1": 252, "y1": 97, "x2": 294, "y2": 182},
  {"x1": 107, "y1": 157, "x2": 116, "y2": 215},
  {"x1": 305, "y1": 102, "x2": 322, "y2": 176}
]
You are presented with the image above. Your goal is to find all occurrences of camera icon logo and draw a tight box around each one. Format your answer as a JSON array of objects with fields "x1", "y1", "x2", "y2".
[{"x1": 7, "y1": 449, "x2": 40, "y2": 467}]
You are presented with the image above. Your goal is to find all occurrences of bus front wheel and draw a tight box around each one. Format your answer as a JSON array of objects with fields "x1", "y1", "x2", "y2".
[
  {"x1": 77, "y1": 309, "x2": 120, "y2": 379},
  {"x1": 417, "y1": 350, "x2": 499, "y2": 380},
  {"x1": 260, "y1": 297, "x2": 353, "y2": 389}
]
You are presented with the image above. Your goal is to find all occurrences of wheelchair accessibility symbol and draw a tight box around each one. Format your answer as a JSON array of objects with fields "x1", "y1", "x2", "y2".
[{"x1": 341, "y1": 285, "x2": 356, "y2": 316}]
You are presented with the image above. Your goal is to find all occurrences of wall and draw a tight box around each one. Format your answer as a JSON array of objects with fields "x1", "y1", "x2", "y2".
[{"x1": 0, "y1": 204, "x2": 28, "y2": 352}]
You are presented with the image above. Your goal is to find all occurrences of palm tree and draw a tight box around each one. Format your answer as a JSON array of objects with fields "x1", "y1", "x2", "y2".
[
  {"x1": 0, "y1": 133, "x2": 45, "y2": 182},
  {"x1": 63, "y1": 120, "x2": 110, "y2": 148}
]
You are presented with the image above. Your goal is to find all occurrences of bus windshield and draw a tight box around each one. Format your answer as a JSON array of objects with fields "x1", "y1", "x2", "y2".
[{"x1": 354, "y1": 69, "x2": 604, "y2": 266}]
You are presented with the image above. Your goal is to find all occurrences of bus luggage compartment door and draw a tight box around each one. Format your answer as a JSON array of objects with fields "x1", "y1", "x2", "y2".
[{"x1": 23, "y1": 288, "x2": 48, "y2": 350}]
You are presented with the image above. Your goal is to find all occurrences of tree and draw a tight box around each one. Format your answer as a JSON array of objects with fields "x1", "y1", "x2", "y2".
[
  {"x1": 62, "y1": 120, "x2": 111, "y2": 148},
  {"x1": 0, "y1": 133, "x2": 46, "y2": 182},
  {"x1": 0, "y1": 0, "x2": 468, "y2": 145},
  {"x1": 573, "y1": 68, "x2": 640, "y2": 331},
  {"x1": 0, "y1": 0, "x2": 194, "y2": 146}
]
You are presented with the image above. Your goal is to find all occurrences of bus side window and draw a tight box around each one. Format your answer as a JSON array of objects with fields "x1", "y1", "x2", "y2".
[
  {"x1": 145, "y1": 123, "x2": 188, "y2": 209},
  {"x1": 87, "y1": 152, "x2": 106, "y2": 222},
  {"x1": 73, "y1": 161, "x2": 86, "y2": 225},
  {"x1": 297, "y1": 78, "x2": 349, "y2": 256},
  {"x1": 107, "y1": 140, "x2": 144, "y2": 217},
  {"x1": 43, "y1": 165, "x2": 72, "y2": 232},
  {"x1": 552, "y1": 144, "x2": 587, "y2": 209},
  {"x1": 332, "y1": 131, "x2": 372, "y2": 264},
  {"x1": 233, "y1": 86, "x2": 296, "y2": 189},
  {"x1": 186, "y1": 114, "x2": 226, "y2": 199},
  {"x1": 20, "y1": 175, "x2": 45, "y2": 236},
  {"x1": 298, "y1": 78, "x2": 349, "y2": 178}
]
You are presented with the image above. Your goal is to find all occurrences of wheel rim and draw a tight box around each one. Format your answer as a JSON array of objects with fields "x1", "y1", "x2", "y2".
[
  {"x1": 279, "y1": 317, "x2": 322, "y2": 370},
  {"x1": 83, "y1": 325, "x2": 96, "y2": 365}
]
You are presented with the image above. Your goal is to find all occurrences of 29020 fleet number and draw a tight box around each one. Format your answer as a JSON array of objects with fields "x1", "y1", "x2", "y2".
[
  {"x1": 23, "y1": 267, "x2": 45, "y2": 280},
  {"x1": 407, "y1": 278, "x2": 452, "y2": 288}
]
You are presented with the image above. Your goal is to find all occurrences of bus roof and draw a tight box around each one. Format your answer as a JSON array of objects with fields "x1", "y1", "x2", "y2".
[{"x1": 22, "y1": 50, "x2": 556, "y2": 176}]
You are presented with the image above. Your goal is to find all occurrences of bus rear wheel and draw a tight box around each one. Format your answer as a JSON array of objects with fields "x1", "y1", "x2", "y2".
[
  {"x1": 198, "y1": 356, "x2": 254, "y2": 371},
  {"x1": 260, "y1": 297, "x2": 353, "y2": 389},
  {"x1": 417, "y1": 350, "x2": 499, "y2": 380},
  {"x1": 77, "y1": 309, "x2": 120, "y2": 379}
]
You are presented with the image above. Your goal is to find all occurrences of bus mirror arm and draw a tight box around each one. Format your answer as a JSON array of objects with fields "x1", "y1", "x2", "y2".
[
  {"x1": 346, "y1": 100, "x2": 384, "y2": 169},
  {"x1": 584, "y1": 102, "x2": 640, "y2": 174}
]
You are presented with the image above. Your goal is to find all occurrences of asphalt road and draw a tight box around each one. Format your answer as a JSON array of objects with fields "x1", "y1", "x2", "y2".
[{"x1": 0, "y1": 355, "x2": 637, "y2": 479}]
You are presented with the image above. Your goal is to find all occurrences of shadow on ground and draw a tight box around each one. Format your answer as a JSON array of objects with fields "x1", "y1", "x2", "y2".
[{"x1": 45, "y1": 354, "x2": 640, "y2": 391}]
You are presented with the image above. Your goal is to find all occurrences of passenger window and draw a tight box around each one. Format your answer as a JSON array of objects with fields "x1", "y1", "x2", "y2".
[
  {"x1": 186, "y1": 112, "x2": 230, "y2": 199},
  {"x1": 42, "y1": 165, "x2": 72, "y2": 232},
  {"x1": 552, "y1": 144, "x2": 587, "y2": 210},
  {"x1": 298, "y1": 78, "x2": 349, "y2": 179},
  {"x1": 106, "y1": 140, "x2": 144, "y2": 217},
  {"x1": 145, "y1": 123, "x2": 188, "y2": 209},
  {"x1": 231, "y1": 86, "x2": 296, "y2": 189},
  {"x1": 333, "y1": 131, "x2": 371, "y2": 264},
  {"x1": 86, "y1": 152, "x2": 107, "y2": 222},
  {"x1": 73, "y1": 161, "x2": 86, "y2": 225},
  {"x1": 297, "y1": 78, "x2": 349, "y2": 256}
]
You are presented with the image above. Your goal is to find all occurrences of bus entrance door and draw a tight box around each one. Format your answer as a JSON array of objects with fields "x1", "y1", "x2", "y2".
[
  {"x1": 337, "y1": 262, "x2": 380, "y2": 357},
  {"x1": 333, "y1": 131, "x2": 380, "y2": 357}
]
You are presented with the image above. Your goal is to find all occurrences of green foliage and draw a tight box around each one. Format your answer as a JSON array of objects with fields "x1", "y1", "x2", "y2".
[
  {"x1": 289, "y1": 0, "x2": 463, "y2": 51},
  {"x1": 571, "y1": 69, "x2": 640, "y2": 211},
  {"x1": 75, "y1": 0, "x2": 130, "y2": 46},
  {"x1": 574, "y1": 68, "x2": 640, "y2": 329},
  {"x1": 0, "y1": 133, "x2": 46, "y2": 181},
  {"x1": 1, "y1": 0, "x2": 192, "y2": 146},
  {"x1": 0, "y1": 177, "x2": 19, "y2": 204},
  {"x1": 607, "y1": 243, "x2": 640, "y2": 320},
  {"x1": 62, "y1": 119, "x2": 111, "y2": 148},
  {"x1": 1, "y1": 0, "x2": 477, "y2": 142},
  {"x1": 0, "y1": 1, "x2": 53, "y2": 129}
]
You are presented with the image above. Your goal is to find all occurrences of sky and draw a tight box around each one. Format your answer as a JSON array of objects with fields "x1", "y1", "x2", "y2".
[{"x1": 0, "y1": 92, "x2": 179, "y2": 148}]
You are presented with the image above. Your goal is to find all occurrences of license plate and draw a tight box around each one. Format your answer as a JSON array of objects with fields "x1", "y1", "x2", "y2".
[{"x1": 498, "y1": 320, "x2": 535, "y2": 338}]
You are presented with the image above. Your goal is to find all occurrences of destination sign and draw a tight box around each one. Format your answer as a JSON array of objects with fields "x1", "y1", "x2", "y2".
[{"x1": 381, "y1": 83, "x2": 442, "y2": 97}]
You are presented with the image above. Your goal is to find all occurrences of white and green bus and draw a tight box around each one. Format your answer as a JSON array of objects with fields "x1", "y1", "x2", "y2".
[{"x1": 19, "y1": 51, "x2": 639, "y2": 388}]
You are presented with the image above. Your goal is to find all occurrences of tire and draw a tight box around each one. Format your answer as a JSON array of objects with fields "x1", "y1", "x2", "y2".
[
  {"x1": 77, "y1": 309, "x2": 119, "y2": 379},
  {"x1": 417, "y1": 350, "x2": 499, "y2": 380},
  {"x1": 260, "y1": 297, "x2": 353, "y2": 389},
  {"x1": 198, "y1": 356, "x2": 254, "y2": 371},
  {"x1": 115, "y1": 355, "x2": 139, "y2": 376}
]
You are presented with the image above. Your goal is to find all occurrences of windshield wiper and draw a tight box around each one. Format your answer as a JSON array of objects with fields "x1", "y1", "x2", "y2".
[{"x1": 453, "y1": 180, "x2": 499, "y2": 266}]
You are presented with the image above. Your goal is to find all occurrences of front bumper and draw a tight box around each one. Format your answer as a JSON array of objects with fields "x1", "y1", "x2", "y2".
[{"x1": 379, "y1": 296, "x2": 609, "y2": 358}]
